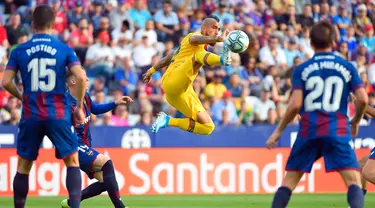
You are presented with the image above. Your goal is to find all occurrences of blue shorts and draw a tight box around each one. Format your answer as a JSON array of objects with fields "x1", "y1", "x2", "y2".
[
  {"x1": 78, "y1": 144, "x2": 100, "y2": 179},
  {"x1": 17, "y1": 119, "x2": 78, "y2": 161},
  {"x1": 286, "y1": 137, "x2": 359, "y2": 173}
]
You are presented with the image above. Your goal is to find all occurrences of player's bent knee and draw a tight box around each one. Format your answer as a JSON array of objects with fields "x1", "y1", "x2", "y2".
[
  {"x1": 201, "y1": 122, "x2": 215, "y2": 135},
  {"x1": 92, "y1": 154, "x2": 110, "y2": 170},
  {"x1": 63, "y1": 152, "x2": 79, "y2": 167},
  {"x1": 94, "y1": 171, "x2": 104, "y2": 183}
]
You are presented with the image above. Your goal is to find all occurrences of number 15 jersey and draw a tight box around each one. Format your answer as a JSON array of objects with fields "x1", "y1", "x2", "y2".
[
  {"x1": 6, "y1": 34, "x2": 81, "y2": 121},
  {"x1": 292, "y1": 52, "x2": 364, "y2": 140}
]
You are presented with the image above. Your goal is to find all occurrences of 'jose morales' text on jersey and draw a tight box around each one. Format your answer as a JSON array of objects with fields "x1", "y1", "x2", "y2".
[
  {"x1": 6, "y1": 34, "x2": 80, "y2": 121},
  {"x1": 292, "y1": 52, "x2": 364, "y2": 140}
]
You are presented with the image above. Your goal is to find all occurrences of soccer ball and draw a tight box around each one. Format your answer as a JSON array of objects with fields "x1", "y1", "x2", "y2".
[{"x1": 225, "y1": 30, "x2": 249, "y2": 53}]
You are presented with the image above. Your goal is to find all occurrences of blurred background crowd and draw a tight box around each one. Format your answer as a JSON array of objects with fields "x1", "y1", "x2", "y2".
[{"x1": 0, "y1": 0, "x2": 375, "y2": 126}]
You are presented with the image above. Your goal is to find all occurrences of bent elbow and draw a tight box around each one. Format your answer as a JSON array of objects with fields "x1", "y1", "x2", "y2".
[{"x1": 2, "y1": 79, "x2": 11, "y2": 89}]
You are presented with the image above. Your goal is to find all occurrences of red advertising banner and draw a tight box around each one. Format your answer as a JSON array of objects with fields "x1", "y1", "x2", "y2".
[{"x1": 0, "y1": 148, "x2": 373, "y2": 196}]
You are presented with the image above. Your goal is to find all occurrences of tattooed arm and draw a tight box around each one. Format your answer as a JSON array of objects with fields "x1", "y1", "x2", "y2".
[
  {"x1": 189, "y1": 30, "x2": 229, "y2": 45},
  {"x1": 153, "y1": 52, "x2": 174, "y2": 71}
]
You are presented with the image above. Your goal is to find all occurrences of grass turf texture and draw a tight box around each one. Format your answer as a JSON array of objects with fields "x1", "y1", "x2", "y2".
[{"x1": 0, "y1": 194, "x2": 374, "y2": 207}]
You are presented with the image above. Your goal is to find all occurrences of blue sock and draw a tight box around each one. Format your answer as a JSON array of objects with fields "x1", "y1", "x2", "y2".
[
  {"x1": 363, "y1": 189, "x2": 367, "y2": 195},
  {"x1": 68, "y1": 182, "x2": 106, "y2": 206},
  {"x1": 272, "y1": 186, "x2": 292, "y2": 208},
  {"x1": 13, "y1": 172, "x2": 29, "y2": 208},
  {"x1": 102, "y1": 160, "x2": 125, "y2": 208},
  {"x1": 348, "y1": 185, "x2": 364, "y2": 208},
  {"x1": 66, "y1": 167, "x2": 82, "y2": 208}
]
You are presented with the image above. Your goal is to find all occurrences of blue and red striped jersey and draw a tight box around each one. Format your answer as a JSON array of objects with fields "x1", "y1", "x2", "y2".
[
  {"x1": 292, "y1": 52, "x2": 364, "y2": 140},
  {"x1": 6, "y1": 34, "x2": 80, "y2": 121},
  {"x1": 67, "y1": 92, "x2": 93, "y2": 146}
]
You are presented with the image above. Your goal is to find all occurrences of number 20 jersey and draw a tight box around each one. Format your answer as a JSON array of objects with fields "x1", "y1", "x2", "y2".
[
  {"x1": 292, "y1": 52, "x2": 364, "y2": 140},
  {"x1": 5, "y1": 34, "x2": 81, "y2": 121}
]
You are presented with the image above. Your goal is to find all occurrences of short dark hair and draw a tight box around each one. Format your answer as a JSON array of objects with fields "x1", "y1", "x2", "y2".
[
  {"x1": 164, "y1": 0, "x2": 172, "y2": 5},
  {"x1": 207, "y1": 15, "x2": 220, "y2": 23},
  {"x1": 32, "y1": 5, "x2": 55, "y2": 30},
  {"x1": 310, "y1": 21, "x2": 335, "y2": 49}
]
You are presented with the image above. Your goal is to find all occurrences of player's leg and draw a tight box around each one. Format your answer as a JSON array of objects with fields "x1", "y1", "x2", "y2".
[
  {"x1": 93, "y1": 153, "x2": 126, "y2": 208},
  {"x1": 46, "y1": 120, "x2": 81, "y2": 208},
  {"x1": 324, "y1": 138, "x2": 364, "y2": 208},
  {"x1": 358, "y1": 153, "x2": 370, "y2": 196},
  {"x1": 13, "y1": 119, "x2": 44, "y2": 208},
  {"x1": 194, "y1": 44, "x2": 232, "y2": 66},
  {"x1": 272, "y1": 138, "x2": 321, "y2": 208},
  {"x1": 153, "y1": 88, "x2": 215, "y2": 135}
]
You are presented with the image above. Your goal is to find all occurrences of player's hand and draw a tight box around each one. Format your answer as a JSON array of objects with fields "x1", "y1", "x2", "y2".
[
  {"x1": 142, "y1": 70, "x2": 153, "y2": 84},
  {"x1": 115, "y1": 96, "x2": 134, "y2": 105},
  {"x1": 266, "y1": 130, "x2": 281, "y2": 149},
  {"x1": 217, "y1": 30, "x2": 230, "y2": 42},
  {"x1": 350, "y1": 120, "x2": 360, "y2": 137},
  {"x1": 73, "y1": 106, "x2": 85, "y2": 125}
]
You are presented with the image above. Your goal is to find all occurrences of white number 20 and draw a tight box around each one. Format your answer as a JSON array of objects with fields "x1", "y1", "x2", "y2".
[
  {"x1": 28, "y1": 58, "x2": 56, "y2": 92},
  {"x1": 304, "y1": 76, "x2": 344, "y2": 112}
]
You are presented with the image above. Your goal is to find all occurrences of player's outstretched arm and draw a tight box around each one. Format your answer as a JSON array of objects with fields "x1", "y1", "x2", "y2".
[
  {"x1": 2, "y1": 70, "x2": 23, "y2": 101},
  {"x1": 142, "y1": 52, "x2": 174, "y2": 84},
  {"x1": 189, "y1": 30, "x2": 229, "y2": 45},
  {"x1": 352, "y1": 93, "x2": 375, "y2": 117},
  {"x1": 91, "y1": 96, "x2": 133, "y2": 115}
]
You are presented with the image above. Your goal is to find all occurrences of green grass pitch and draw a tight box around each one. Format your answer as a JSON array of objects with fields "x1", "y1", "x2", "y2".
[{"x1": 0, "y1": 194, "x2": 375, "y2": 208}]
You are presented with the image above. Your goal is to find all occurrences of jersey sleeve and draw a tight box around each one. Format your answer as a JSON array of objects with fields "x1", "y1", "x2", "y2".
[
  {"x1": 6, "y1": 49, "x2": 18, "y2": 72},
  {"x1": 66, "y1": 46, "x2": 81, "y2": 69},
  {"x1": 348, "y1": 62, "x2": 364, "y2": 92},
  {"x1": 291, "y1": 66, "x2": 303, "y2": 90}
]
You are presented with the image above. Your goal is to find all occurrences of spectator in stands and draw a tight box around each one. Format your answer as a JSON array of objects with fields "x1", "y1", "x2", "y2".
[
  {"x1": 277, "y1": 4, "x2": 298, "y2": 32},
  {"x1": 94, "y1": 16, "x2": 113, "y2": 43},
  {"x1": 333, "y1": 6, "x2": 351, "y2": 40},
  {"x1": 297, "y1": 4, "x2": 314, "y2": 28},
  {"x1": 5, "y1": 13, "x2": 29, "y2": 46},
  {"x1": 132, "y1": 33, "x2": 157, "y2": 73},
  {"x1": 204, "y1": 71, "x2": 227, "y2": 103},
  {"x1": 115, "y1": 56, "x2": 138, "y2": 96},
  {"x1": 112, "y1": 20, "x2": 132, "y2": 44},
  {"x1": 335, "y1": 41, "x2": 351, "y2": 60},
  {"x1": 284, "y1": 39, "x2": 303, "y2": 67},
  {"x1": 354, "y1": 3, "x2": 371, "y2": 38},
  {"x1": 85, "y1": 31, "x2": 115, "y2": 80},
  {"x1": 154, "y1": 0, "x2": 179, "y2": 43},
  {"x1": 52, "y1": 0, "x2": 68, "y2": 36},
  {"x1": 361, "y1": 24, "x2": 375, "y2": 54},
  {"x1": 213, "y1": 2, "x2": 235, "y2": 27},
  {"x1": 254, "y1": 88, "x2": 277, "y2": 124},
  {"x1": 352, "y1": 53, "x2": 367, "y2": 74},
  {"x1": 361, "y1": 71, "x2": 375, "y2": 95},
  {"x1": 90, "y1": 0, "x2": 106, "y2": 30},
  {"x1": 96, "y1": 111, "x2": 114, "y2": 126},
  {"x1": 113, "y1": 35, "x2": 132, "y2": 69},
  {"x1": 89, "y1": 76, "x2": 108, "y2": 96},
  {"x1": 312, "y1": 3, "x2": 320, "y2": 23},
  {"x1": 352, "y1": 43, "x2": 371, "y2": 64},
  {"x1": 226, "y1": 73, "x2": 248, "y2": 99},
  {"x1": 299, "y1": 26, "x2": 314, "y2": 59},
  {"x1": 201, "y1": 0, "x2": 216, "y2": 16},
  {"x1": 129, "y1": 0, "x2": 152, "y2": 29},
  {"x1": 2, "y1": 108, "x2": 20, "y2": 125},
  {"x1": 109, "y1": 0, "x2": 132, "y2": 31},
  {"x1": 240, "y1": 57, "x2": 263, "y2": 96},
  {"x1": 67, "y1": 1, "x2": 89, "y2": 31},
  {"x1": 134, "y1": 20, "x2": 157, "y2": 46},
  {"x1": 211, "y1": 90, "x2": 239, "y2": 125},
  {"x1": 341, "y1": 25, "x2": 357, "y2": 53},
  {"x1": 112, "y1": 105, "x2": 129, "y2": 126},
  {"x1": 190, "y1": 9, "x2": 204, "y2": 32},
  {"x1": 68, "y1": 18, "x2": 93, "y2": 62},
  {"x1": 259, "y1": 35, "x2": 287, "y2": 70}
]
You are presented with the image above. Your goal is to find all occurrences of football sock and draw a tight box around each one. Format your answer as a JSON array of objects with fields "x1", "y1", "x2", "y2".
[
  {"x1": 348, "y1": 185, "x2": 364, "y2": 208},
  {"x1": 102, "y1": 160, "x2": 125, "y2": 208},
  {"x1": 272, "y1": 186, "x2": 292, "y2": 208},
  {"x1": 66, "y1": 167, "x2": 82, "y2": 208},
  {"x1": 363, "y1": 189, "x2": 367, "y2": 195},
  {"x1": 194, "y1": 50, "x2": 221, "y2": 66},
  {"x1": 168, "y1": 118, "x2": 214, "y2": 135},
  {"x1": 13, "y1": 172, "x2": 29, "y2": 208},
  {"x1": 68, "y1": 182, "x2": 106, "y2": 205}
]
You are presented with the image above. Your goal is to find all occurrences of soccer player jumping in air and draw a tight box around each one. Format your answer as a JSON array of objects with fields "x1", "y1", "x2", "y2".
[
  {"x1": 2, "y1": 5, "x2": 87, "y2": 208},
  {"x1": 142, "y1": 15, "x2": 231, "y2": 135},
  {"x1": 266, "y1": 21, "x2": 368, "y2": 208},
  {"x1": 61, "y1": 69, "x2": 132, "y2": 208}
]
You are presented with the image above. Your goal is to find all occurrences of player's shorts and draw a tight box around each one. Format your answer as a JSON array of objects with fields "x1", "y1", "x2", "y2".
[
  {"x1": 78, "y1": 144, "x2": 100, "y2": 179},
  {"x1": 162, "y1": 58, "x2": 205, "y2": 121},
  {"x1": 369, "y1": 147, "x2": 375, "y2": 160},
  {"x1": 17, "y1": 119, "x2": 78, "y2": 161},
  {"x1": 285, "y1": 137, "x2": 359, "y2": 173}
]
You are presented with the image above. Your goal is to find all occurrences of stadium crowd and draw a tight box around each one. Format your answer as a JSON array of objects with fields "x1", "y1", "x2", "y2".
[{"x1": 0, "y1": 0, "x2": 375, "y2": 126}]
